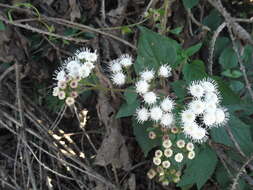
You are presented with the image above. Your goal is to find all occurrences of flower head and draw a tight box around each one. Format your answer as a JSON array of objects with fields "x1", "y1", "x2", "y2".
[
  {"x1": 162, "y1": 160, "x2": 171, "y2": 169},
  {"x1": 176, "y1": 140, "x2": 185, "y2": 148},
  {"x1": 189, "y1": 100, "x2": 205, "y2": 114},
  {"x1": 160, "y1": 113, "x2": 173, "y2": 127},
  {"x1": 164, "y1": 148, "x2": 173, "y2": 157},
  {"x1": 158, "y1": 64, "x2": 172, "y2": 78},
  {"x1": 135, "y1": 80, "x2": 149, "y2": 94},
  {"x1": 111, "y1": 72, "x2": 126, "y2": 86},
  {"x1": 153, "y1": 157, "x2": 161, "y2": 166},
  {"x1": 200, "y1": 78, "x2": 217, "y2": 93},
  {"x1": 160, "y1": 97, "x2": 174, "y2": 112},
  {"x1": 205, "y1": 92, "x2": 220, "y2": 104},
  {"x1": 119, "y1": 54, "x2": 133, "y2": 67},
  {"x1": 136, "y1": 107, "x2": 149, "y2": 123},
  {"x1": 162, "y1": 139, "x2": 172, "y2": 148},
  {"x1": 143, "y1": 91, "x2": 157, "y2": 105},
  {"x1": 150, "y1": 106, "x2": 163, "y2": 121},
  {"x1": 203, "y1": 112, "x2": 216, "y2": 127},
  {"x1": 190, "y1": 126, "x2": 208, "y2": 143},
  {"x1": 181, "y1": 109, "x2": 196, "y2": 124},
  {"x1": 188, "y1": 151, "x2": 195, "y2": 159},
  {"x1": 186, "y1": 142, "x2": 194, "y2": 151},
  {"x1": 140, "y1": 69, "x2": 155, "y2": 82},
  {"x1": 155, "y1": 150, "x2": 163, "y2": 158},
  {"x1": 188, "y1": 82, "x2": 204, "y2": 98},
  {"x1": 65, "y1": 97, "x2": 75, "y2": 106},
  {"x1": 109, "y1": 60, "x2": 122, "y2": 73},
  {"x1": 55, "y1": 70, "x2": 66, "y2": 81},
  {"x1": 215, "y1": 107, "x2": 228, "y2": 125}
]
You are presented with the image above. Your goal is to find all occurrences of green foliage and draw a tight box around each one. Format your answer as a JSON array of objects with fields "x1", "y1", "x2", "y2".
[
  {"x1": 171, "y1": 80, "x2": 187, "y2": 99},
  {"x1": 184, "y1": 43, "x2": 202, "y2": 57},
  {"x1": 132, "y1": 119, "x2": 162, "y2": 156},
  {"x1": 116, "y1": 87, "x2": 140, "y2": 118},
  {"x1": 183, "y1": 60, "x2": 208, "y2": 83},
  {"x1": 211, "y1": 114, "x2": 253, "y2": 156},
  {"x1": 178, "y1": 146, "x2": 218, "y2": 189},
  {"x1": 135, "y1": 26, "x2": 177, "y2": 73},
  {"x1": 203, "y1": 9, "x2": 222, "y2": 30},
  {"x1": 182, "y1": 0, "x2": 199, "y2": 9},
  {"x1": 219, "y1": 47, "x2": 238, "y2": 69}
]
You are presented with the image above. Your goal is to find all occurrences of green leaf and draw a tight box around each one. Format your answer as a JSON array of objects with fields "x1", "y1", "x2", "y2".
[
  {"x1": 169, "y1": 26, "x2": 183, "y2": 35},
  {"x1": 219, "y1": 47, "x2": 238, "y2": 69},
  {"x1": 221, "y1": 69, "x2": 242, "y2": 78},
  {"x1": 182, "y1": 0, "x2": 199, "y2": 9},
  {"x1": 0, "y1": 20, "x2": 5, "y2": 31},
  {"x1": 171, "y1": 80, "x2": 187, "y2": 99},
  {"x1": 135, "y1": 26, "x2": 178, "y2": 73},
  {"x1": 211, "y1": 115, "x2": 253, "y2": 156},
  {"x1": 213, "y1": 77, "x2": 241, "y2": 105},
  {"x1": 124, "y1": 86, "x2": 137, "y2": 104},
  {"x1": 178, "y1": 146, "x2": 218, "y2": 189},
  {"x1": 184, "y1": 43, "x2": 202, "y2": 57},
  {"x1": 132, "y1": 119, "x2": 161, "y2": 156},
  {"x1": 213, "y1": 37, "x2": 230, "y2": 57},
  {"x1": 121, "y1": 26, "x2": 133, "y2": 35},
  {"x1": 116, "y1": 100, "x2": 140, "y2": 119},
  {"x1": 229, "y1": 80, "x2": 244, "y2": 92},
  {"x1": 203, "y1": 9, "x2": 222, "y2": 30},
  {"x1": 183, "y1": 60, "x2": 208, "y2": 83}
]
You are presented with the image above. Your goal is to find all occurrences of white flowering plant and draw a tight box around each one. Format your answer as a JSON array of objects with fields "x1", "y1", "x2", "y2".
[{"x1": 51, "y1": 26, "x2": 253, "y2": 189}]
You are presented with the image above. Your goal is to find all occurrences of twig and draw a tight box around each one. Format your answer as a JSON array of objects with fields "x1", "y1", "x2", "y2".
[
  {"x1": 0, "y1": 15, "x2": 89, "y2": 44},
  {"x1": 186, "y1": 9, "x2": 211, "y2": 32},
  {"x1": 231, "y1": 155, "x2": 253, "y2": 190},
  {"x1": 207, "y1": 22, "x2": 226, "y2": 75}
]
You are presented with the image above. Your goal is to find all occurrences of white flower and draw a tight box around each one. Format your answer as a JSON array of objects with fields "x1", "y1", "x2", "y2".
[
  {"x1": 205, "y1": 92, "x2": 220, "y2": 104},
  {"x1": 148, "y1": 131, "x2": 156, "y2": 139},
  {"x1": 153, "y1": 157, "x2": 161, "y2": 166},
  {"x1": 188, "y1": 82, "x2": 204, "y2": 98},
  {"x1": 204, "y1": 102, "x2": 217, "y2": 113},
  {"x1": 109, "y1": 60, "x2": 122, "y2": 73},
  {"x1": 181, "y1": 109, "x2": 196, "y2": 124},
  {"x1": 162, "y1": 160, "x2": 171, "y2": 169},
  {"x1": 80, "y1": 65, "x2": 91, "y2": 78},
  {"x1": 215, "y1": 108, "x2": 228, "y2": 125},
  {"x1": 200, "y1": 78, "x2": 217, "y2": 93},
  {"x1": 69, "y1": 80, "x2": 79, "y2": 89},
  {"x1": 140, "y1": 69, "x2": 155, "y2": 81},
  {"x1": 160, "y1": 113, "x2": 173, "y2": 127},
  {"x1": 76, "y1": 48, "x2": 97, "y2": 62},
  {"x1": 119, "y1": 54, "x2": 133, "y2": 67},
  {"x1": 189, "y1": 100, "x2": 205, "y2": 114},
  {"x1": 150, "y1": 106, "x2": 163, "y2": 121},
  {"x1": 135, "y1": 80, "x2": 149, "y2": 94},
  {"x1": 111, "y1": 72, "x2": 126, "y2": 86},
  {"x1": 176, "y1": 140, "x2": 185, "y2": 148},
  {"x1": 136, "y1": 107, "x2": 149, "y2": 123},
  {"x1": 155, "y1": 150, "x2": 163, "y2": 158},
  {"x1": 190, "y1": 126, "x2": 208, "y2": 143},
  {"x1": 55, "y1": 70, "x2": 66, "y2": 81},
  {"x1": 164, "y1": 148, "x2": 173, "y2": 157},
  {"x1": 58, "y1": 81, "x2": 67, "y2": 89},
  {"x1": 188, "y1": 151, "x2": 195, "y2": 159},
  {"x1": 53, "y1": 87, "x2": 59, "y2": 96},
  {"x1": 162, "y1": 139, "x2": 172, "y2": 148},
  {"x1": 160, "y1": 97, "x2": 174, "y2": 112},
  {"x1": 143, "y1": 91, "x2": 157, "y2": 105},
  {"x1": 203, "y1": 112, "x2": 216, "y2": 127},
  {"x1": 66, "y1": 60, "x2": 82, "y2": 78},
  {"x1": 174, "y1": 153, "x2": 184, "y2": 163},
  {"x1": 186, "y1": 142, "x2": 194, "y2": 151},
  {"x1": 183, "y1": 122, "x2": 199, "y2": 137},
  {"x1": 65, "y1": 97, "x2": 75, "y2": 106},
  {"x1": 158, "y1": 64, "x2": 172, "y2": 78},
  {"x1": 85, "y1": 62, "x2": 95, "y2": 70}
]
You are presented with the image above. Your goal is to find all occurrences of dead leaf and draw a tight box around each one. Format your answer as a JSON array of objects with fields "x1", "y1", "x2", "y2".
[
  {"x1": 95, "y1": 92, "x2": 131, "y2": 171},
  {"x1": 69, "y1": 0, "x2": 81, "y2": 21},
  {"x1": 128, "y1": 174, "x2": 136, "y2": 190}
]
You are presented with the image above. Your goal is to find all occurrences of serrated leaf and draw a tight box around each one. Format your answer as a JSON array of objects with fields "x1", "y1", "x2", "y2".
[
  {"x1": 183, "y1": 60, "x2": 208, "y2": 83},
  {"x1": 178, "y1": 146, "x2": 218, "y2": 189},
  {"x1": 182, "y1": 0, "x2": 199, "y2": 9},
  {"x1": 132, "y1": 119, "x2": 161, "y2": 156},
  {"x1": 219, "y1": 47, "x2": 238, "y2": 69},
  {"x1": 171, "y1": 80, "x2": 187, "y2": 99},
  {"x1": 211, "y1": 115, "x2": 253, "y2": 156},
  {"x1": 184, "y1": 43, "x2": 202, "y2": 57},
  {"x1": 135, "y1": 26, "x2": 178, "y2": 73},
  {"x1": 116, "y1": 100, "x2": 140, "y2": 119},
  {"x1": 124, "y1": 86, "x2": 137, "y2": 104}
]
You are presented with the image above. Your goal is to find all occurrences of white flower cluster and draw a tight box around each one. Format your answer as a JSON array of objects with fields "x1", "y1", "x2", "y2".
[
  {"x1": 181, "y1": 78, "x2": 229, "y2": 143},
  {"x1": 52, "y1": 48, "x2": 98, "y2": 106},
  {"x1": 135, "y1": 65, "x2": 174, "y2": 127},
  {"x1": 109, "y1": 54, "x2": 133, "y2": 86}
]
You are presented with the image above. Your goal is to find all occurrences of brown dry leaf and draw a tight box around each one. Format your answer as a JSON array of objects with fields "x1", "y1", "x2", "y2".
[
  {"x1": 95, "y1": 92, "x2": 131, "y2": 171},
  {"x1": 0, "y1": 29, "x2": 14, "y2": 63},
  {"x1": 128, "y1": 174, "x2": 136, "y2": 190},
  {"x1": 69, "y1": 0, "x2": 81, "y2": 22}
]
